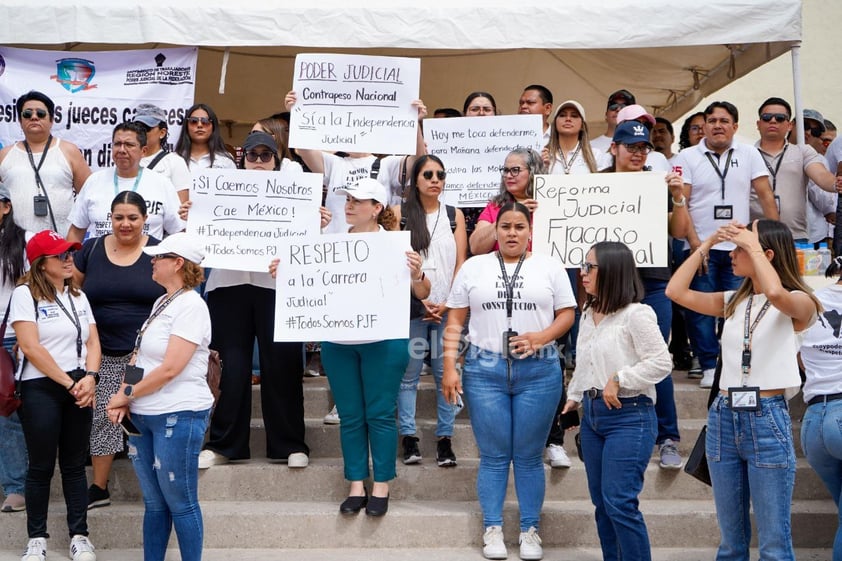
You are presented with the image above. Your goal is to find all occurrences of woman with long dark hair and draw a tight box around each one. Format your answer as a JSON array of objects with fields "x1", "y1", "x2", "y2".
[
  {"x1": 174, "y1": 103, "x2": 236, "y2": 170},
  {"x1": 133, "y1": 104, "x2": 191, "y2": 203},
  {"x1": 392, "y1": 155, "x2": 467, "y2": 467}
]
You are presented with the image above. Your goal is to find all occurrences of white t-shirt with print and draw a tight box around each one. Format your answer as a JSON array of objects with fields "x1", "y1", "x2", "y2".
[
  {"x1": 447, "y1": 253, "x2": 576, "y2": 354},
  {"x1": 9, "y1": 285, "x2": 96, "y2": 381},
  {"x1": 130, "y1": 290, "x2": 214, "y2": 415},
  {"x1": 69, "y1": 168, "x2": 185, "y2": 240},
  {"x1": 799, "y1": 284, "x2": 842, "y2": 403}
]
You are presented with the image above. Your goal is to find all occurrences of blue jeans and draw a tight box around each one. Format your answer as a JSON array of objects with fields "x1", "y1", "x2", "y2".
[
  {"x1": 398, "y1": 315, "x2": 456, "y2": 437},
  {"x1": 707, "y1": 394, "x2": 796, "y2": 561},
  {"x1": 580, "y1": 394, "x2": 656, "y2": 561},
  {"x1": 128, "y1": 409, "x2": 211, "y2": 561},
  {"x1": 0, "y1": 336, "x2": 26, "y2": 497},
  {"x1": 801, "y1": 399, "x2": 842, "y2": 561},
  {"x1": 462, "y1": 344, "x2": 561, "y2": 531},
  {"x1": 684, "y1": 249, "x2": 743, "y2": 370},
  {"x1": 641, "y1": 279, "x2": 679, "y2": 444}
]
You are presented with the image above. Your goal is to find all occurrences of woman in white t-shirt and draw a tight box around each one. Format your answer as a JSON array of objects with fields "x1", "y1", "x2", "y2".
[
  {"x1": 443, "y1": 202, "x2": 576, "y2": 561},
  {"x1": 543, "y1": 99, "x2": 601, "y2": 176},
  {"x1": 666, "y1": 219, "x2": 820, "y2": 561},
  {"x1": 11, "y1": 230, "x2": 100, "y2": 561},
  {"x1": 798, "y1": 256, "x2": 842, "y2": 561},
  {"x1": 106, "y1": 232, "x2": 212, "y2": 561},
  {"x1": 174, "y1": 103, "x2": 236, "y2": 171},
  {"x1": 133, "y1": 103, "x2": 191, "y2": 203}
]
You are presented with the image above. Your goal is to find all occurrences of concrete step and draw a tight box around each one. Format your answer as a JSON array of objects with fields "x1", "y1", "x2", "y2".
[
  {"x1": 0, "y1": 548, "x2": 833, "y2": 561},
  {"x1": 0, "y1": 500, "x2": 834, "y2": 550},
  {"x1": 58, "y1": 457, "x2": 830, "y2": 504}
]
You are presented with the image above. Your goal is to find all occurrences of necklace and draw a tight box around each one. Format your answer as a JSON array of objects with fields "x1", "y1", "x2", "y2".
[
  {"x1": 559, "y1": 142, "x2": 581, "y2": 175},
  {"x1": 428, "y1": 203, "x2": 441, "y2": 237}
]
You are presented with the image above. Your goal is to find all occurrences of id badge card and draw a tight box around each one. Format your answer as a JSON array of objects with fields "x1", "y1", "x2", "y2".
[
  {"x1": 728, "y1": 386, "x2": 761, "y2": 411},
  {"x1": 774, "y1": 195, "x2": 781, "y2": 214},
  {"x1": 714, "y1": 205, "x2": 733, "y2": 220}
]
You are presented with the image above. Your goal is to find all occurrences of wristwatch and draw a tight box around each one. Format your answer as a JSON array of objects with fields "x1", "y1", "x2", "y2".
[
  {"x1": 86, "y1": 371, "x2": 100, "y2": 384},
  {"x1": 612, "y1": 373, "x2": 620, "y2": 384},
  {"x1": 123, "y1": 385, "x2": 135, "y2": 400}
]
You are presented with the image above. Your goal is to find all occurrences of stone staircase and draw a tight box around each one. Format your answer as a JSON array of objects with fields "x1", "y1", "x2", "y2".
[{"x1": 0, "y1": 371, "x2": 835, "y2": 560}]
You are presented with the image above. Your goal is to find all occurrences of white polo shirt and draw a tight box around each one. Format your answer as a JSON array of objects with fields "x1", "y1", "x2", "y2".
[{"x1": 673, "y1": 139, "x2": 769, "y2": 251}]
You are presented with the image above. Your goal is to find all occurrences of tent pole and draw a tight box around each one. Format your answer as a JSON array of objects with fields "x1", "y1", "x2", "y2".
[{"x1": 791, "y1": 43, "x2": 804, "y2": 146}]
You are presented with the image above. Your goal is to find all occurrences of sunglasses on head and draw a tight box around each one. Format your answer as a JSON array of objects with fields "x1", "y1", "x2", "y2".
[
  {"x1": 422, "y1": 170, "x2": 446, "y2": 181},
  {"x1": 187, "y1": 116, "x2": 212, "y2": 126},
  {"x1": 21, "y1": 108, "x2": 48, "y2": 120},
  {"x1": 245, "y1": 150, "x2": 274, "y2": 163},
  {"x1": 759, "y1": 112, "x2": 789, "y2": 124}
]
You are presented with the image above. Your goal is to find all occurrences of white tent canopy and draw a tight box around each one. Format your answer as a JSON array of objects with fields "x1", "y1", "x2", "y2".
[{"x1": 0, "y1": 0, "x2": 802, "y2": 139}]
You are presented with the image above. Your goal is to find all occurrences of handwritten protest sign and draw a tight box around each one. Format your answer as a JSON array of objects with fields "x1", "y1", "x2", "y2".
[
  {"x1": 289, "y1": 53, "x2": 420, "y2": 155},
  {"x1": 274, "y1": 231, "x2": 411, "y2": 342},
  {"x1": 532, "y1": 172, "x2": 668, "y2": 267},
  {"x1": 187, "y1": 168, "x2": 322, "y2": 271},
  {"x1": 423, "y1": 115, "x2": 544, "y2": 208}
]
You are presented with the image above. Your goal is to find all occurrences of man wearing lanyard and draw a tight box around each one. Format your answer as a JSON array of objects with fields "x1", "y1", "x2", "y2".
[
  {"x1": 67, "y1": 122, "x2": 184, "y2": 243},
  {"x1": 751, "y1": 97, "x2": 838, "y2": 242},
  {"x1": 673, "y1": 101, "x2": 778, "y2": 389},
  {"x1": 0, "y1": 91, "x2": 91, "y2": 235}
]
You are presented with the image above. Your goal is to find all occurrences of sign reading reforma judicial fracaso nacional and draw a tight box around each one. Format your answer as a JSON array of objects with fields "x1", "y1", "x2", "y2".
[
  {"x1": 187, "y1": 168, "x2": 323, "y2": 272},
  {"x1": 288, "y1": 53, "x2": 420, "y2": 155},
  {"x1": 274, "y1": 231, "x2": 411, "y2": 342},
  {"x1": 423, "y1": 115, "x2": 544, "y2": 208},
  {"x1": 0, "y1": 46, "x2": 197, "y2": 170},
  {"x1": 532, "y1": 171, "x2": 669, "y2": 268}
]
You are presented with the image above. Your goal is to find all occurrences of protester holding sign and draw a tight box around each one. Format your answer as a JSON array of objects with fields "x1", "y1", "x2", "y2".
[
  {"x1": 469, "y1": 147, "x2": 543, "y2": 255},
  {"x1": 393, "y1": 155, "x2": 467, "y2": 467},
  {"x1": 666, "y1": 219, "x2": 819, "y2": 561},
  {"x1": 0, "y1": 91, "x2": 92, "y2": 236},
  {"x1": 199, "y1": 131, "x2": 312, "y2": 470},
  {"x1": 72, "y1": 191, "x2": 165, "y2": 510},
  {"x1": 442, "y1": 202, "x2": 576, "y2": 561},
  {"x1": 133, "y1": 104, "x2": 191, "y2": 203},
  {"x1": 174, "y1": 103, "x2": 236, "y2": 170},
  {"x1": 463, "y1": 92, "x2": 498, "y2": 117},
  {"x1": 601, "y1": 120, "x2": 690, "y2": 470},
  {"x1": 562, "y1": 241, "x2": 673, "y2": 561},
  {"x1": 66, "y1": 122, "x2": 184, "y2": 243}
]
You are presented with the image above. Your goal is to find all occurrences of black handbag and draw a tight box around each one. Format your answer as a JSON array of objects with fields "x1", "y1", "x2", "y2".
[{"x1": 683, "y1": 354, "x2": 722, "y2": 486}]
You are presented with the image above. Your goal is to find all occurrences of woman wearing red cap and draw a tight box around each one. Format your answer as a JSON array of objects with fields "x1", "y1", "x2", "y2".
[{"x1": 10, "y1": 230, "x2": 100, "y2": 561}]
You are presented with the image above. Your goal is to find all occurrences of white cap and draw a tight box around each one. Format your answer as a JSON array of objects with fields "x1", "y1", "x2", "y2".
[
  {"x1": 335, "y1": 178, "x2": 388, "y2": 205},
  {"x1": 143, "y1": 232, "x2": 206, "y2": 264}
]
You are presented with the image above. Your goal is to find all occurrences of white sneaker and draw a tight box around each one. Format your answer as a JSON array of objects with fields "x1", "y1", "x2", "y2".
[
  {"x1": 482, "y1": 525, "x2": 507, "y2": 560},
  {"x1": 699, "y1": 368, "x2": 715, "y2": 389},
  {"x1": 198, "y1": 449, "x2": 229, "y2": 470},
  {"x1": 323, "y1": 405, "x2": 340, "y2": 425},
  {"x1": 69, "y1": 535, "x2": 96, "y2": 561},
  {"x1": 545, "y1": 444, "x2": 572, "y2": 468},
  {"x1": 287, "y1": 452, "x2": 309, "y2": 468},
  {"x1": 519, "y1": 527, "x2": 543, "y2": 560},
  {"x1": 21, "y1": 537, "x2": 46, "y2": 561}
]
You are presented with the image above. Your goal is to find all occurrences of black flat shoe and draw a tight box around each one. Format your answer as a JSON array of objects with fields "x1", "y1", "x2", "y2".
[
  {"x1": 365, "y1": 494, "x2": 389, "y2": 517},
  {"x1": 339, "y1": 490, "x2": 368, "y2": 515}
]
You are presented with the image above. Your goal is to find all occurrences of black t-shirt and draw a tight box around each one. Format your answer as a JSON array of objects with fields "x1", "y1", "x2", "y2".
[{"x1": 74, "y1": 235, "x2": 166, "y2": 354}]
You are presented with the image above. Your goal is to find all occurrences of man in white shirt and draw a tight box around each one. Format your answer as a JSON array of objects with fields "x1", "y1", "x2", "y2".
[
  {"x1": 518, "y1": 85, "x2": 553, "y2": 146},
  {"x1": 673, "y1": 101, "x2": 778, "y2": 387},
  {"x1": 590, "y1": 89, "x2": 635, "y2": 154},
  {"x1": 652, "y1": 118, "x2": 676, "y2": 164}
]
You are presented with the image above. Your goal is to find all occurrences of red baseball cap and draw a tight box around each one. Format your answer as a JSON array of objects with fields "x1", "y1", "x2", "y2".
[{"x1": 26, "y1": 230, "x2": 82, "y2": 264}]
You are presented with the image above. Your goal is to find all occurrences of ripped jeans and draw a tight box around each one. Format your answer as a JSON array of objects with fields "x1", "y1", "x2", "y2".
[{"x1": 128, "y1": 409, "x2": 210, "y2": 561}]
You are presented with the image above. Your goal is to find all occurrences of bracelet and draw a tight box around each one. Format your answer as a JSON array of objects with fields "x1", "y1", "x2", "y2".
[
  {"x1": 671, "y1": 196, "x2": 686, "y2": 207},
  {"x1": 413, "y1": 272, "x2": 426, "y2": 283},
  {"x1": 67, "y1": 379, "x2": 77, "y2": 392},
  {"x1": 698, "y1": 248, "x2": 708, "y2": 261}
]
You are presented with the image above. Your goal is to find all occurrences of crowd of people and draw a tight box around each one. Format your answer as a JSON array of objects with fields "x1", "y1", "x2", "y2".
[{"x1": 0, "y1": 82, "x2": 840, "y2": 561}]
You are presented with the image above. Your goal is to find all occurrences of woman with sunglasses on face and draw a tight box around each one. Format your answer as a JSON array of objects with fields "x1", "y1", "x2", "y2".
[
  {"x1": 174, "y1": 103, "x2": 236, "y2": 171},
  {"x1": 443, "y1": 201, "x2": 575, "y2": 560},
  {"x1": 199, "y1": 131, "x2": 313, "y2": 471},
  {"x1": 666, "y1": 219, "x2": 820, "y2": 561},
  {"x1": 469, "y1": 148, "x2": 544, "y2": 256},
  {"x1": 392, "y1": 155, "x2": 468, "y2": 467},
  {"x1": 11, "y1": 230, "x2": 100, "y2": 561},
  {"x1": 561, "y1": 241, "x2": 673, "y2": 561},
  {"x1": 133, "y1": 104, "x2": 191, "y2": 204},
  {"x1": 72, "y1": 191, "x2": 165, "y2": 510}
]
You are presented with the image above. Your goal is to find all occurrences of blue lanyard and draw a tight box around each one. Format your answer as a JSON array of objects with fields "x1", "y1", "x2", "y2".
[{"x1": 113, "y1": 168, "x2": 143, "y2": 195}]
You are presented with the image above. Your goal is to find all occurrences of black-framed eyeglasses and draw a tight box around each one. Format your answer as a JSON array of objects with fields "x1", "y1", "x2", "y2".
[
  {"x1": 759, "y1": 113, "x2": 789, "y2": 124},
  {"x1": 21, "y1": 108, "x2": 48, "y2": 120},
  {"x1": 187, "y1": 116, "x2": 212, "y2": 126},
  {"x1": 422, "y1": 170, "x2": 446, "y2": 181},
  {"x1": 152, "y1": 253, "x2": 181, "y2": 261},
  {"x1": 622, "y1": 143, "x2": 651, "y2": 154},
  {"x1": 500, "y1": 166, "x2": 524, "y2": 177},
  {"x1": 580, "y1": 262, "x2": 599, "y2": 274},
  {"x1": 245, "y1": 150, "x2": 274, "y2": 163},
  {"x1": 47, "y1": 251, "x2": 75, "y2": 261}
]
